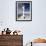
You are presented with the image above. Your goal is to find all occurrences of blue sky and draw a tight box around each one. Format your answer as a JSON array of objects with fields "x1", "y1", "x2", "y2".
[
  {"x1": 18, "y1": 2, "x2": 31, "y2": 11},
  {"x1": 24, "y1": 3, "x2": 30, "y2": 11}
]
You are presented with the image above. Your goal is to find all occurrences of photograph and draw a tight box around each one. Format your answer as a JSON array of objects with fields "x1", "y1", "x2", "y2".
[{"x1": 16, "y1": 1, "x2": 32, "y2": 21}]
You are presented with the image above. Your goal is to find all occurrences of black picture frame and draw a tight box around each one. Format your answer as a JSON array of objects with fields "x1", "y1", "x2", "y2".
[{"x1": 16, "y1": 1, "x2": 32, "y2": 21}]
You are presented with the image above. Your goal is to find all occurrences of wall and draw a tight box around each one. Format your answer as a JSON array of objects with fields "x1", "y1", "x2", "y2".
[
  {"x1": 32, "y1": 0, "x2": 46, "y2": 39},
  {"x1": 0, "y1": 0, "x2": 46, "y2": 46}
]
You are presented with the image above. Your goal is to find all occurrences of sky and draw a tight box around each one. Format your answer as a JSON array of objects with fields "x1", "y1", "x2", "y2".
[
  {"x1": 24, "y1": 3, "x2": 30, "y2": 11},
  {"x1": 18, "y1": 2, "x2": 31, "y2": 11}
]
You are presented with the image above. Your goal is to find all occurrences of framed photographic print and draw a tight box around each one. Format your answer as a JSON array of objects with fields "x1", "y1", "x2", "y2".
[{"x1": 16, "y1": 1, "x2": 32, "y2": 21}]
